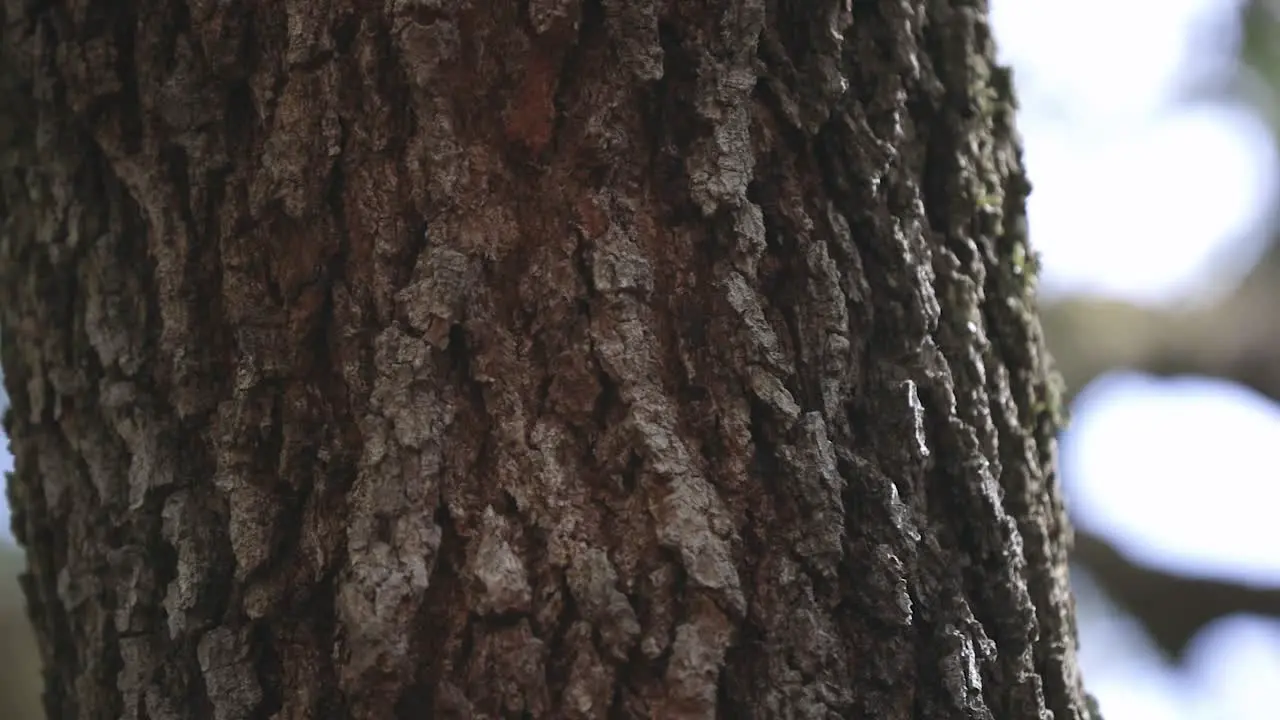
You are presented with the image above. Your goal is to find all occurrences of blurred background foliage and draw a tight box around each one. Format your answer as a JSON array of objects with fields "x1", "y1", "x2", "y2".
[
  {"x1": 4, "y1": 0, "x2": 1280, "y2": 717},
  {"x1": 994, "y1": 0, "x2": 1280, "y2": 717}
]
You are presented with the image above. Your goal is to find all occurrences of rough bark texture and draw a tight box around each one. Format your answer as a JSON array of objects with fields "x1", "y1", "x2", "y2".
[{"x1": 0, "y1": 0, "x2": 1089, "y2": 718}]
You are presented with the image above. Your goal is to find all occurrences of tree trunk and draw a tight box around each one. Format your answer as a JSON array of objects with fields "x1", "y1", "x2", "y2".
[{"x1": 0, "y1": 1, "x2": 1090, "y2": 718}]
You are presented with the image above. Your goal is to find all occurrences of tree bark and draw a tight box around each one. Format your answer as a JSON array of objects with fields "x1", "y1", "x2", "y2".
[{"x1": 0, "y1": 1, "x2": 1091, "y2": 718}]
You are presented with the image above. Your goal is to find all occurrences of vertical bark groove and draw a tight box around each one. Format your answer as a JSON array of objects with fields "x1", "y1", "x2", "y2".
[{"x1": 1, "y1": 0, "x2": 1091, "y2": 718}]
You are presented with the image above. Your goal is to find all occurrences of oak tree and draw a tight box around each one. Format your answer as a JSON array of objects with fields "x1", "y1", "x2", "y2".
[{"x1": 0, "y1": 0, "x2": 1092, "y2": 718}]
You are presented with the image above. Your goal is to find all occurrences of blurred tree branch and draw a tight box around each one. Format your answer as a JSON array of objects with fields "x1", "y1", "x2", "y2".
[
  {"x1": 1046, "y1": 235, "x2": 1280, "y2": 658},
  {"x1": 1073, "y1": 527, "x2": 1280, "y2": 659},
  {"x1": 1047, "y1": 0, "x2": 1280, "y2": 663},
  {"x1": 1057, "y1": 0, "x2": 1280, "y2": 406},
  {"x1": 1041, "y1": 236, "x2": 1280, "y2": 406}
]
